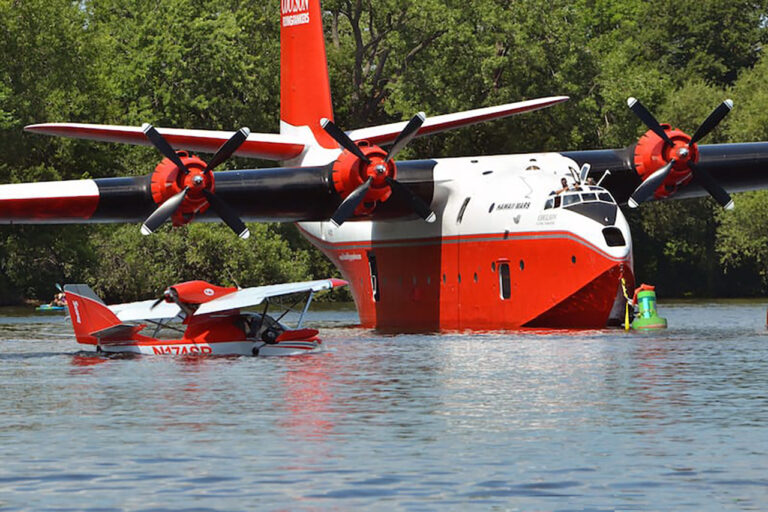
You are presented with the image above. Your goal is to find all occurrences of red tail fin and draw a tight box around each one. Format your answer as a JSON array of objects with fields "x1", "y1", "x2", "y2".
[
  {"x1": 63, "y1": 285, "x2": 121, "y2": 345},
  {"x1": 280, "y1": 0, "x2": 336, "y2": 148}
]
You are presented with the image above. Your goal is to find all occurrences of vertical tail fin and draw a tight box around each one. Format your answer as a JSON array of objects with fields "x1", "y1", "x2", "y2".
[
  {"x1": 63, "y1": 285, "x2": 121, "y2": 345},
  {"x1": 280, "y1": 0, "x2": 336, "y2": 148}
]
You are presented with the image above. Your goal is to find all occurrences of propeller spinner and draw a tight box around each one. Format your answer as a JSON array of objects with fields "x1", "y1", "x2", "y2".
[
  {"x1": 626, "y1": 98, "x2": 734, "y2": 209},
  {"x1": 320, "y1": 113, "x2": 436, "y2": 226},
  {"x1": 140, "y1": 124, "x2": 251, "y2": 238}
]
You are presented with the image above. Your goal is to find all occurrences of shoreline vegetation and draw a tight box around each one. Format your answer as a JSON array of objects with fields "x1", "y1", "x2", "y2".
[{"x1": 2, "y1": 1, "x2": 768, "y2": 305}]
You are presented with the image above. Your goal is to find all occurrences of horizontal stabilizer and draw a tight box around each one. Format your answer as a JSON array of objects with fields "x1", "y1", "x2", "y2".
[
  {"x1": 194, "y1": 278, "x2": 348, "y2": 316},
  {"x1": 345, "y1": 96, "x2": 569, "y2": 145},
  {"x1": 24, "y1": 124, "x2": 306, "y2": 161},
  {"x1": 89, "y1": 323, "x2": 145, "y2": 344}
]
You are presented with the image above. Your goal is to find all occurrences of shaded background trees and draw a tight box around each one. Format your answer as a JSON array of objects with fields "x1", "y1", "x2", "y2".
[{"x1": 2, "y1": 0, "x2": 768, "y2": 303}]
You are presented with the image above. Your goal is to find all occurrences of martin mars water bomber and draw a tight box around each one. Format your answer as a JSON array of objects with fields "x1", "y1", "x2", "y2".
[{"x1": 3, "y1": 0, "x2": 768, "y2": 331}]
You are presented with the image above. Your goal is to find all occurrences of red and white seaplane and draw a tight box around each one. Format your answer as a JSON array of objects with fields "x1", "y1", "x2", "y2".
[
  {"x1": 3, "y1": 0, "x2": 768, "y2": 331},
  {"x1": 63, "y1": 278, "x2": 347, "y2": 356}
]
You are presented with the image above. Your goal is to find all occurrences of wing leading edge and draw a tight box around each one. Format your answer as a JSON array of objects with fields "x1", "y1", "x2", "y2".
[
  {"x1": 194, "y1": 278, "x2": 348, "y2": 316},
  {"x1": 24, "y1": 124, "x2": 307, "y2": 161}
]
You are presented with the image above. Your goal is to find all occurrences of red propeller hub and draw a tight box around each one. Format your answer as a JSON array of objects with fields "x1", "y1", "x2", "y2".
[
  {"x1": 150, "y1": 152, "x2": 215, "y2": 226},
  {"x1": 633, "y1": 125, "x2": 698, "y2": 199},
  {"x1": 331, "y1": 141, "x2": 397, "y2": 216}
]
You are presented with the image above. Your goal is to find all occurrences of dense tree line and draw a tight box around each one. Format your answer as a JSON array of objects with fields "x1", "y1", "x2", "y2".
[{"x1": 1, "y1": 0, "x2": 768, "y2": 304}]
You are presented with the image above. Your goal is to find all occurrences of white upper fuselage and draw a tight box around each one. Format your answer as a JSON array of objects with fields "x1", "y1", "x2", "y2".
[{"x1": 298, "y1": 152, "x2": 633, "y2": 265}]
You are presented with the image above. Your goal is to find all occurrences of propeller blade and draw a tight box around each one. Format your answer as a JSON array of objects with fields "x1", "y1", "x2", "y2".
[
  {"x1": 385, "y1": 177, "x2": 436, "y2": 222},
  {"x1": 627, "y1": 97, "x2": 674, "y2": 147},
  {"x1": 627, "y1": 159, "x2": 676, "y2": 208},
  {"x1": 204, "y1": 127, "x2": 251, "y2": 173},
  {"x1": 690, "y1": 162, "x2": 734, "y2": 209},
  {"x1": 201, "y1": 189, "x2": 250, "y2": 239},
  {"x1": 150, "y1": 296, "x2": 165, "y2": 309},
  {"x1": 320, "y1": 118, "x2": 371, "y2": 164},
  {"x1": 386, "y1": 112, "x2": 426, "y2": 162},
  {"x1": 141, "y1": 187, "x2": 189, "y2": 235},
  {"x1": 689, "y1": 99, "x2": 733, "y2": 145},
  {"x1": 331, "y1": 177, "x2": 373, "y2": 227},
  {"x1": 141, "y1": 123, "x2": 192, "y2": 174}
]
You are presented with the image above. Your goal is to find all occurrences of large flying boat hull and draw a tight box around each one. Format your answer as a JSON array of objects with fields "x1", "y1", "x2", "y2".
[
  {"x1": 302, "y1": 228, "x2": 632, "y2": 331},
  {"x1": 298, "y1": 154, "x2": 634, "y2": 331}
]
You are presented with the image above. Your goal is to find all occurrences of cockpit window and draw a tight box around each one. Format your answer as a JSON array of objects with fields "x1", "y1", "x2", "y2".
[
  {"x1": 543, "y1": 186, "x2": 616, "y2": 209},
  {"x1": 562, "y1": 194, "x2": 580, "y2": 206}
]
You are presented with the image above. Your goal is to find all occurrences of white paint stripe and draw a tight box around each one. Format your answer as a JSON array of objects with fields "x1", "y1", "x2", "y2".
[{"x1": 0, "y1": 180, "x2": 98, "y2": 200}]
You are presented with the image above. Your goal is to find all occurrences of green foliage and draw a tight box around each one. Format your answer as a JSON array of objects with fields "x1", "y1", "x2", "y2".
[
  {"x1": 86, "y1": 223, "x2": 312, "y2": 302},
  {"x1": 1, "y1": 0, "x2": 768, "y2": 302},
  {"x1": 716, "y1": 191, "x2": 768, "y2": 288}
]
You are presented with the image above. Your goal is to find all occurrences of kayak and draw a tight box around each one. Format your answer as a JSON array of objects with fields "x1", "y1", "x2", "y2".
[{"x1": 36, "y1": 304, "x2": 66, "y2": 312}]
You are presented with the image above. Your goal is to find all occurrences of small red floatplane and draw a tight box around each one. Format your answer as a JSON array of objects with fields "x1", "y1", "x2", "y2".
[{"x1": 63, "y1": 278, "x2": 347, "y2": 356}]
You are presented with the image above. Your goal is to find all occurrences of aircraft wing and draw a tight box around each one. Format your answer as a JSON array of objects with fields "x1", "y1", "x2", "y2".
[
  {"x1": 109, "y1": 299, "x2": 182, "y2": 322},
  {"x1": 194, "y1": 278, "x2": 348, "y2": 316},
  {"x1": 23, "y1": 124, "x2": 306, "y2": 161},
  {"x1": 345, "y1": 96, "x2": 569, "y2": 145}
]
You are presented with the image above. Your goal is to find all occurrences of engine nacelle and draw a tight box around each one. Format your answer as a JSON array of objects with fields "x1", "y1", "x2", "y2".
[
  {"x1": 151, "y1": 152, "x2": 214, "y2": 226},
  {"x1": 164, "y1": 280, "x2": 236, "y2": 305},
  {"x1": 330, "y1": 141, "x2": 397, "y2": 217},
  {"x1": 633, "y1": 124, "x2": 698, "y2": 200}
]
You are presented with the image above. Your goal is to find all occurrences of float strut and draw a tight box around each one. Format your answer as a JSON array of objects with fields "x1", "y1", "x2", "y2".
[{"x1": 297, "y1": 291, "x2": 315, "y2": 328}]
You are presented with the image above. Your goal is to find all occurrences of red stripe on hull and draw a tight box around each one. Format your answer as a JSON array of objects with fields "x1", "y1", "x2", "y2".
[
  {"x1": 0, "y1": 196, "x2": 99, "y2": 221},
  {"x1": 302, "y1": 229, "x2": 633, "y2": 331}
]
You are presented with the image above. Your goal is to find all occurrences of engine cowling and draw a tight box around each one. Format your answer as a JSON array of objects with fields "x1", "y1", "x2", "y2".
[
  {"x1": 330, "y1": 141, "x2": 397, "y2": 217},
  {"x1": 151, "y1": 152, "x2": 215, "y2": 226},
  {"x1": 633, "y1": 125, "x2": 697, "y2": 200}
]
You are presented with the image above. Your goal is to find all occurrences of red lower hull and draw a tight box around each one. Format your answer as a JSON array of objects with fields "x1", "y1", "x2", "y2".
[{"x1": 301, "y1": 228, "x2": 633, "y2": 331}]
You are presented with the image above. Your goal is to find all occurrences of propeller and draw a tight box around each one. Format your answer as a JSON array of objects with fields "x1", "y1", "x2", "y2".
[
  {"x1": 626, "y1": 98, "x2": 734, "y2": 209},
  {"x1": 627, "y1": 159, "x2": 675, "y2": 208},
  {"x1": 330, "y1": 177, "x2": 373, "y2": 227},
  {"x1": 140, "y1": 125, "x2": 252, "y2": 237},
  {"x1": 321, "y1": 112, "x2": 436, "y2": 226},
  {"x1": 151, "y1": 286, "x2": 180, "y2": 310}
]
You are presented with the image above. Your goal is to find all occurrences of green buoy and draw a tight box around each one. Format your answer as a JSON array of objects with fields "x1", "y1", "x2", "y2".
[{"x1": 631, "y1": 286, "x2": 667, "y2": 330}]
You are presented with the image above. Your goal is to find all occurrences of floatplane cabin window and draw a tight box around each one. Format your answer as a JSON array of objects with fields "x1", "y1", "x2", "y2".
[
  {"x1": 367, "y1": 252, "x2": 380, "y2": 302},
  {"x1": 498, "y1": 261, "x2": 511, "y2": 300}
]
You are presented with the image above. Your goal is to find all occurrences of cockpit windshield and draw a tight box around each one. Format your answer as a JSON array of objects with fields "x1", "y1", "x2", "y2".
[{"x1": 544, "y1": 186, "x2": 616, "y2": 210}]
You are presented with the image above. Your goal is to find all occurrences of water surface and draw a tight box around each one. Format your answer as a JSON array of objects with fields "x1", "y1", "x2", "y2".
[{"x1": 0, "y1": 301, "x2": 767, "y2": 510}]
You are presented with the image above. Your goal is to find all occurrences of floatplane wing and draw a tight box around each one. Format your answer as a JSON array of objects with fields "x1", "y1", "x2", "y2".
[
  {"x1": 194, "y1": 278, "x2": 348, "y2": 316},
  {"x1": 109, "y1": 299, "x2": 182, "y2": 322}
]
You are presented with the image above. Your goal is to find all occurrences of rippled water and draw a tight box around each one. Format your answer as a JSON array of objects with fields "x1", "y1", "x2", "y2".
[{"x1": 1, "y1": 301, "x2": 767, "y2": 511}]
